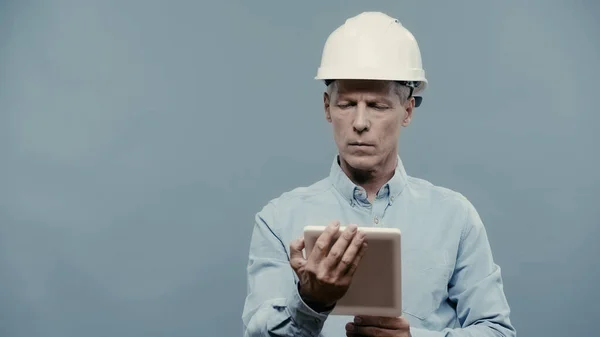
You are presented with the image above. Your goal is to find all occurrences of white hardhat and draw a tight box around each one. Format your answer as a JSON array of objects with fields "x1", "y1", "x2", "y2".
[{"x1": 315, "y1": 12, "x2": 427, "y2": 106}]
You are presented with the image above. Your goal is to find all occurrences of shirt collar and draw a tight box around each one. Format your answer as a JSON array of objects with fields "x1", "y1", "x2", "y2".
[{"x1": 329, "y1": 154, "x2": 408, "y2": 205}]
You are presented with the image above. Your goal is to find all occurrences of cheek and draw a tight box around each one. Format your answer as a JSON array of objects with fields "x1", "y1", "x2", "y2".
[
  {"x1": 379, "y1": 118, "x2": 402, "y2": 145},
  {"x1": 331, "y1": 116, "x2": 348, "y2": 135}
]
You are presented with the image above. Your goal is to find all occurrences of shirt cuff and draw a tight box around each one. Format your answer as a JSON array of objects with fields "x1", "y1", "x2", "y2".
[{"x1": 285, "y1": 283, "x2": 330, "y2": 334}]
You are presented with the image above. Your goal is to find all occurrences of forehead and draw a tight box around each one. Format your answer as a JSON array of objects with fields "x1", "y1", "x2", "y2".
[{"x1": 334, "y1": 79, "x2": 395, "y2": 97}]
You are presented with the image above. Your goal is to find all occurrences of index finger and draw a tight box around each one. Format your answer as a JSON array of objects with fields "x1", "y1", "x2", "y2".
[
  {"x1": 323, "y1": 224, "x2": 358, "y2": 268},
  {"x1": 353, "y1": 316, "x2": 409, "y2": 330},
  {"x1": 289, "y1": 237, "x2": 306, "y2": 270},
  {"x1": 309, "y1": 220, "x2": 340, "y2": 262}
]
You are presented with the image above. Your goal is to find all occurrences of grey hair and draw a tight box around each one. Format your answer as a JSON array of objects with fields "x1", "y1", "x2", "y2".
[
  {"x1": 326, "y1": 81, "x2": 412, "y2": 105},
  {"x1": 393, "y1": 83, "x2": 412, "y2": 105}
]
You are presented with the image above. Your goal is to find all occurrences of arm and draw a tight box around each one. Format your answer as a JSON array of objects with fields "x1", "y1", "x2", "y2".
[
  {"x1": 411, "y1": 199, "x2": 516, "y2": 337},
  {"x1": 241, "y1": 201, "x2": 329, "y2": 337}
]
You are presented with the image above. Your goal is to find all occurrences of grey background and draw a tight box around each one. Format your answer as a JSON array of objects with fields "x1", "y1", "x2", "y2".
[{"x1": 1, "y1": 0, "x2": 598, "y2": 336}]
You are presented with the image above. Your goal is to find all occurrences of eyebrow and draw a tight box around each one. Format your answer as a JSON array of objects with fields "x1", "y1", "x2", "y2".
[{"x1": 337, "y1": 95, "x2": 395, "y2": 106}]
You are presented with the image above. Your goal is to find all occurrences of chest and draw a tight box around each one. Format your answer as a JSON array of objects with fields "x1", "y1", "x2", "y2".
[
  {"x1": 277, "y1": 197, "x2": 459, "y2": 256},
  {"x1": 276, "y1": 197, "x2": 459, "y2": 322}
]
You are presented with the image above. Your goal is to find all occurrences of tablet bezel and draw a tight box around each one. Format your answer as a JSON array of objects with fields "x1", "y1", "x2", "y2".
[{"x1": 302, "y1": 225, "x2": 402, "y2": 317}]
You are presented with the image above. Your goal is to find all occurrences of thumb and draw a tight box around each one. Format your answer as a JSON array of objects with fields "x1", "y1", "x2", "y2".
[{"x1": 289, "y1": 237, "x2": 307, "y2": 271}]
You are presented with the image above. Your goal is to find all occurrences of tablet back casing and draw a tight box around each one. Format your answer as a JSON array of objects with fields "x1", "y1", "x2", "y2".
[{"x1": 303, "y1": 226, "x2": 402, "y2": 317}]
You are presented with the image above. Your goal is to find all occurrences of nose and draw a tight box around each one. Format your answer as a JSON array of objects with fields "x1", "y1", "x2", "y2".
[{"x1": 352, "y1": 103, "x2": 370, "y2": 133}]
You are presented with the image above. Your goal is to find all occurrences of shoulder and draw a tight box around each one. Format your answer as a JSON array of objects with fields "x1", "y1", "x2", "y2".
[
  {"x1": 406, "y1": 175, "x2": 470, "y2": 204},
  {"x1": 256, "y1": 177, "x2": 333, "y2": 217},
  {"x1": 406, "y1": 175, "x2": 481, "y2": 225},
  {"x1": 405, "y1": 175, "x2": 487, "y2": 249},
  {"x1": 254, "y1": 178, "x2": 334, "y2": 241},
  {"x1": 277, "y1": 178, "x2": 333, "y2": 204}
]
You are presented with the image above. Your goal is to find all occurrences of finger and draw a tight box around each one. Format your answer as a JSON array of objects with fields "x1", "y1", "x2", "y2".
[
  {"x1": 336, "y1": 231, "x2": 367, "y2": 275},
  {"x1": 353, "y1": 315, "x2": 409, "y2": 330},
  {"x1": 346, "y1": 323, "x2": 394, "y2": 337},
  {"x1": 345, "y1": 323, "x2": 358, "y2": 334},
  {"x1": 324, "y1": 224, "x2": 358, "y2": 268},
  {"x1": 345, "y1": 331, "x2": 365, "y2": 337},
  {"x1": 344, "y1": 324, "x2": 366, "y2": 337},
  {"x1": 309, "y1": 220, "x2": 340, "y2": 262},
  {"x1": 289, "y1": 237, "x2": 306, "y2": 271}
]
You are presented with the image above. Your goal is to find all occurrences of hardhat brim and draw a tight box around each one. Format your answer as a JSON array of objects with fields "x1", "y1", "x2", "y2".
[{"x1": 315, "y1": 66, "x2": 427, "y2": 94}]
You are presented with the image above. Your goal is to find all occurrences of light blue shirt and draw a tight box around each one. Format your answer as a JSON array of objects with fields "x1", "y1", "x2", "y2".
[{"x1": 242, "y1": 155, "x2": 516, "y2": 337}]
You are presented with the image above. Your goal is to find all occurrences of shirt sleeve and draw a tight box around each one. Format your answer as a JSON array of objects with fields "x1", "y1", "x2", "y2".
[
  {"x1": 410, "y1": 198, "x2": 516, "y2": 337},
  {"x1": 242, "y1": 201, "x2": 329, "y2": 337}
]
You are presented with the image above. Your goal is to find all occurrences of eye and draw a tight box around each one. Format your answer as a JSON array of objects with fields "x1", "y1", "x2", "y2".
[
  {"x1": 370, "y1": 103, "x2": 390, "y2": 110},
  {"x1": 336, "y1": 102, "x2": 353, "y2": 109}
]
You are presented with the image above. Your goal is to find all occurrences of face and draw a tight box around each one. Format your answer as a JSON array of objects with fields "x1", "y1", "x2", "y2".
[{"x1": 324, "y1": 80, "x2": 414, "y2": 172}]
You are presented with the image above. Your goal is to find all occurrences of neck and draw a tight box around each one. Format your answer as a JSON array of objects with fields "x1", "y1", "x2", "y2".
[{"x1": 339, "y1": 155, "x2": 397, "y2": 202}]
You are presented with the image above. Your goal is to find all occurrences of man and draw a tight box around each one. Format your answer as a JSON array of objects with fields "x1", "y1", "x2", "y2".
[{"x1": 242, "y1": 11, "x2": 516, "y2": 337}]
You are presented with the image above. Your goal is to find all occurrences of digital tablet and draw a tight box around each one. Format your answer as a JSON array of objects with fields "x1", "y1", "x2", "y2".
[{"x1": 303, "y1": 225, "x2": 402, "y2": 317}]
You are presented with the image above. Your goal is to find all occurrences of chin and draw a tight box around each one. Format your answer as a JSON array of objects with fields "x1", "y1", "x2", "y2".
[{"x1": 341, "y1": 153, "x2": 379, "y2": 171}]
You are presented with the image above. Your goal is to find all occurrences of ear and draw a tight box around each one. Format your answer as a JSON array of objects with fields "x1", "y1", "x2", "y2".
[
  {"x1": 401, "y1": 98, "x2": 415, "y2": 127},
  {"x1": 324, "y1": 92, "x2": 332, "y2": 123}
]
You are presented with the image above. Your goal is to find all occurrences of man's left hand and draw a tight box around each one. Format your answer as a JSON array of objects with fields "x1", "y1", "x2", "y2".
[{"x1": 345, "y1": 315, "x2": 411, "y2": 337}]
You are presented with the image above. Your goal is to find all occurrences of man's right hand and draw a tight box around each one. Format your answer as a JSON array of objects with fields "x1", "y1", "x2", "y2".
[{"x1": 289, "y1": 221, "x2": 368, "y2": 312}]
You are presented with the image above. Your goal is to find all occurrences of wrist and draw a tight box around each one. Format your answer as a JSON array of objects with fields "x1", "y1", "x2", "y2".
[
  {"x1": 297, "y1": 284, "x2": 336, "y2": 313},
  {"x1": 285, "y1": 285, "x2": 329, "y2": 336},
  {"x1": 303, "y1": 298, "x2": 335, "y2": 313}
]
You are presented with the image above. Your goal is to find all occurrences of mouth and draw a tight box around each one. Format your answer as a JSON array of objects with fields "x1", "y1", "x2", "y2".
[{"x1": 348, "y1": 142, "x2": 374, "y2": 147}]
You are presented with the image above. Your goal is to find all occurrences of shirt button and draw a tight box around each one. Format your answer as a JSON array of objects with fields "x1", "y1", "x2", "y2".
[
  {"x1": 390, "y1": 196, "x2": 395, "y2": 202},
  {"x1": 374, "y1": 216, "x2": 379, "y2": 224}
]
